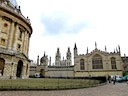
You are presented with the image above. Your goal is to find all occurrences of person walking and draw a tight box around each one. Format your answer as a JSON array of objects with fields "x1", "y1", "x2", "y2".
[
  {"x1": 126, "y1": 76, "x2": 128, "y2": 85},
  {"x1": 113, "y1": 75, "x2": 116, "y2": 85},
  {"x1": 108, "y1": 75, "x2": 111, "y2": 83}
]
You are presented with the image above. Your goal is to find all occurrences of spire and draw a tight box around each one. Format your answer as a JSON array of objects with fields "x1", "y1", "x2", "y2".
[
  {"x1": 105, "y1": 45, "x2": 107, "y2": 52},
  {"x1": 67, "y1": 47, "x2": 71, "y2": 54},
  {"x1": 43, "y1": 51, "x2": 46, "y2": 57},
  {"x1": 95, "y1": 41, "x2": 97, "y2": 49},
  {"x1": 68, "y1": 47, "x2": 70, "y2": 52},
  {"x1": 37, "y1": 55, "x2": 39, "y2": 65},
  {"x1": 56, "y1": 47, "x2": 61, "y2": 60},
  {"x1": 49, "y1": 56, "x2": 51, "y2": 66},
  {"x1": 57, "y1": 47, "x2": 59, "y2": 53},
  {"x1": 86, "y1": 47, "x2": 88, "y2": 54},
  {"x1": 118, "y1": 45, "x2": 120, "y2": 53},
  {"x1": 74, "y1": 43, "x2": 77, "y2": 49},
  {"x1": 67, "y1": 47, "x2": 71, "y2": 59},
  {"x1": 74, "y1": 43, "x2": 78, "y2": 57}
]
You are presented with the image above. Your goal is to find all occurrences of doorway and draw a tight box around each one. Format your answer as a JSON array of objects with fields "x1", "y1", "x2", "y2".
[
  {"x1": 0, "y1": 58, "x2": 5, "y2": 76},
  {"x1": 16, "y1": 60, "x2": 23, "y2": 77}
]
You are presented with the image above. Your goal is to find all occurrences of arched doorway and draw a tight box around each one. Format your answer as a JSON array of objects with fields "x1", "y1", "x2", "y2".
[
  {"x1": 16, "y1": 60, "x2": 23, "y2": 77},
  {"x1": 0, "y1": 58, "x2": 5, "y2": 76}
]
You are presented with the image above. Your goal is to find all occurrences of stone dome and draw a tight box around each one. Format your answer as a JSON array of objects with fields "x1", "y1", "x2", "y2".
[{"x1": 9, "y1": 0, "x2": 18, "y2": 7}]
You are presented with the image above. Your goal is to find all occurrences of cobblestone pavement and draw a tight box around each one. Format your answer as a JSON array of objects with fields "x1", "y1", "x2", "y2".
[{"x1": 0, "y1": 82, "x2": 128, "y2": 96}]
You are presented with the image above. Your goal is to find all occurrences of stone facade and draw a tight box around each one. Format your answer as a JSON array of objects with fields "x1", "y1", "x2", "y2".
[
  {"x1": 121, "y1": 54, "x2": 128, "y2": 72},
  {"x1": 31, "y1": 43, "x2": 123, "y2": 78},
  {"x1": 0, "y1": 1, "x2": 32, "y2": 79}
]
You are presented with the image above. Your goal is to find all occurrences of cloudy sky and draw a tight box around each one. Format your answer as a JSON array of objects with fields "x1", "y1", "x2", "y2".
[{"x1": 16, "y1": 0, "x2": 128, "y2": 64}]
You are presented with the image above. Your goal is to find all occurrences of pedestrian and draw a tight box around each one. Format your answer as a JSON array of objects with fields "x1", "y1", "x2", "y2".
[
  {"x1": 126, "y1": 77, "x2": 128, "y2": 85},
  {"x1": 113, "y1": 75, "x2": 116, "y2": 85},
  {"x1": 108, "y1": 75, "x2": 111, "y2": 83}
]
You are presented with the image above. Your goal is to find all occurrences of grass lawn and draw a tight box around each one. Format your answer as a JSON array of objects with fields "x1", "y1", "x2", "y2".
[{"x1": 0, "y1": 78, "x2": 101, "y2": 90}]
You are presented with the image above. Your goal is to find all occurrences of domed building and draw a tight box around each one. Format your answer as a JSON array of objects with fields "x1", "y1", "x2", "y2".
[{"x1": 0, "y1": 0, "x2": 32, "y2": 79}]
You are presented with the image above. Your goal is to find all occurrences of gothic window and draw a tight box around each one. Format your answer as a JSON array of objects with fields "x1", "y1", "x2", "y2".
[
  {"x1": 80, "y1": 59, "x2": 85, "y2": 70},
  {"x1": 92, "y1": 54, "x2": 103, "y2": 69},
  {"x1": 111, "y1": 57, "x2": 117, "y2": 69}
]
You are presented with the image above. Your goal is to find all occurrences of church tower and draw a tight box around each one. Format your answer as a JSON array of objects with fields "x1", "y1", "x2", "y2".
[
  {"x1": 74, "y1": 43, "x2": 78, "y2": 57},
  {"x1": 66, "y1": 47, "x2": 72, "y2": 66},
  {"x1": 55, "y1": 48, "x2": 61, "y2": 66}
]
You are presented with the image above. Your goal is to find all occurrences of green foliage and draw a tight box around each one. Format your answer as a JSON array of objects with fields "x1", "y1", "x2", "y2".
[{"x1": 123, "y1": 71, "x2": 128, "y2": 76}]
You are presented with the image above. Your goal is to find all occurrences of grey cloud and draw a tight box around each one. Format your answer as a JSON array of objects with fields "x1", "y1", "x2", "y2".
[
  {"x1": 41, "y1": 12, "x2": 87, "y2": 36},
  {"x1": 41, "y1": 16, "x2": 67, "y2": 35}
]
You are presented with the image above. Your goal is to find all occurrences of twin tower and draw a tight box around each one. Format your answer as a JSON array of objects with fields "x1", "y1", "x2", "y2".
[{"x1": 37, "y1": 43, "x2": 79, "y2": 66}]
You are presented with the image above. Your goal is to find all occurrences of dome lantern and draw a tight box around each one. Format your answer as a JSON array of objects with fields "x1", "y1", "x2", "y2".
[{"x1": 9, "y1": 0, "x2": 18, "y2": 7}]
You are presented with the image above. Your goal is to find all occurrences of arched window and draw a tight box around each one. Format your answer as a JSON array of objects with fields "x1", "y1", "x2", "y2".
[
  {"x1": 92, "y1": 54, "x2": 103, "y2": 69},
  {"x1": 111, "y1": 57, "x2": 116, "y2": 69},
  {"x1": 80, "y1": 59, "x2": 85, "y2": 70}
]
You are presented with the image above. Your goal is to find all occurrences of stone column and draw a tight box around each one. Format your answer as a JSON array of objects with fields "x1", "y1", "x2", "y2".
[
  {"x1": 25, "y1": 32, "x2": 28, "y2": 56},
  {"x1": 7, "y1": 21, "x2": 14, "y2": 49},
  {"x1": 25, "y1": 63, "x2": 30, "y2": 78},
  {"x1": 12, "y1": 63, "x2": 17, "y2": 79},
  {"x1": 10, "y1": 62, "x2": 14, "y2": 79},
  {"x1": 12, "y1": 23, "x2": 18, "y2": 51},
  {"x1": 27, "y1": 33, "x2": 30, "y2": 56},
  {"x1": 23, "y1": 31, "x2": 27, "y2": 55},
  {"x1": 22, "y1": 31, "x2": 25, "y2": 53}
]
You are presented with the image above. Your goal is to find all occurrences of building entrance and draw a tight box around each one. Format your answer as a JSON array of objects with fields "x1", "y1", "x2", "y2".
[
  {"x1": 0, "y1": 58, "x2": 5, "y2": 76},
  {"x1": 16, "y1": 60, "x2": 23, "y2": 77}
]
